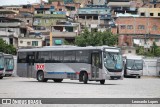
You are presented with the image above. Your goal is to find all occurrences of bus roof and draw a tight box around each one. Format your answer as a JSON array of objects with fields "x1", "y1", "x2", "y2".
[
  {"x1": 0, "y1": 53, "x2": 13, "y2": 57},
  {"x1": 18, "y1": 46, "x2": 120, "y2": 52}
]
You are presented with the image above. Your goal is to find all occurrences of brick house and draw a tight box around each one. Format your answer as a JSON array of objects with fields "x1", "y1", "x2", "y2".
[{"x1": 112, "y1": 17, "x2": 160, "y2": 48}]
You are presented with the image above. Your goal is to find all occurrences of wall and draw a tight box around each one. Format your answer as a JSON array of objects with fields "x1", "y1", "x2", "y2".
[
  {"x1": 138, "y1": 8, "x2": 160, "y2": 17},
  {"x1": 18, "y1": 38, "x2": 43, "y2": 47},
  {"x1": 115, "y1": 17, "x2": 160, "y2": 35},
  {"x1": 143, "y1": 58, "x2": 160, "y2": 76}
]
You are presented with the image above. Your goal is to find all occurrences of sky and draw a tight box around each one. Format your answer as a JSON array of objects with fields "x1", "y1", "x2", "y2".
[{"x1": 0, "y1": 0, "x2": 48, "y2": 6}]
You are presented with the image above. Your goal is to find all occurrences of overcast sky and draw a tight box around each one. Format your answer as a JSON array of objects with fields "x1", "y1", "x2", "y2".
[{"x1": 0, "y1": 0, "x2": 48, "y2": 6}]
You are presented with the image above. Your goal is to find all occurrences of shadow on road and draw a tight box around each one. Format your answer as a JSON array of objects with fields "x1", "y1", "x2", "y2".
[{"x1": 17, "y1": 80, "x2": 119, "y2": 86}]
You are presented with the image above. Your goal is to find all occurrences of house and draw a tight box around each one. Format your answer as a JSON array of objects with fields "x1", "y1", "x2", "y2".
[
  {"x1": 77, "y1": 5, "x2": 111, "y2": 32},
  {"x1": 33, "y1": 3, "x2": 66, "y2": 30},
  {"x1": 138, "y1": 8, "x2": 160, "y2": 17},
  {"x1": 0, "y1": 31, "x2": 18, "y2": 48},
  {"x1": 0, "y1": 17, "x2": 27, "y2": 38},
  {"x1": 18, "y1": 37, "x2": 43, "y2": 48},
  {"x1": 112, "y1": 17, "x2": 160, "y2": 48},
  {"x1": 49, "y1": 21, "x2": 80, "y2": 45}
]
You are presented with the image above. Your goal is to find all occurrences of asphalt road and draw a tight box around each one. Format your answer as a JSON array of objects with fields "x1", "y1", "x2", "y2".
[{"x1": 0, "y1": 76, "x2": 160, "y2": 107}]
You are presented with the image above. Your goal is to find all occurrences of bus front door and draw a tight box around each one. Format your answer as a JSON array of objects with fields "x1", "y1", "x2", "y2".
[
  {"x1": 91, "y1": 53, "x2": 100, "y2": 79},
  {"x1": 27, "y1": 55, "x2": 35, "y2": 78}
]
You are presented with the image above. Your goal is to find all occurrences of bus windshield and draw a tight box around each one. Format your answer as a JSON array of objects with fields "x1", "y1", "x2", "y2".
[
  {"x1": 104, "y1": 52, "x2": 123, "y2": 70},
  {"x1": 5, "y1": 58, "x2": 14, "y2": 70},
  {"x1": 0, "y1": 56, "x2": 4, "y2": 70},
  {"x1": 126, "y1": 59, "x2": 143, "y2": 70}
]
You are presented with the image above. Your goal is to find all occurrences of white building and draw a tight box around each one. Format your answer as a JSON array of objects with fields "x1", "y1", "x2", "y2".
[
  {"x1": 0, "y1": 31, "x2": 18, "y2": 48},
  {"x1": 18, "y1": 37, "x2": 43, "y2": 48}
]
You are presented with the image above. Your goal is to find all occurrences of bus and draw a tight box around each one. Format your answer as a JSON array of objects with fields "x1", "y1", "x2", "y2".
[
  {"x1": 17, "y1": 46, "x2": 124, "y2": 84},
  {"x1": 123, "y1": 55, "x2": 143, "y2": 78},
  {"x1": 0, "y1": 53, "x2": 14, "y2": 79},
  {"x1": 4, "y1": 54, "x2": 14, "y2": 77},
  {"x1": 0, "y1": 52, "x2": 4, "y2": 79}
]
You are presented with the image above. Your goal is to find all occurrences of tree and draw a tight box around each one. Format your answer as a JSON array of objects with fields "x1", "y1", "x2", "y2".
[
  {"x1": 152, "y1": 42, "x2": 158, "y2": 55},
  {"x1": 155, "y1": 47, "x2": 160, "y2": 57},
  {"x1": 0, "y1": 38, "x2": 17, "y2": 55},
  {"x1": 48, "y1": 0, "x2": 63, "y2": 3},
  {"x1": 74, "y1": 29, "x2": 118, "y2": 47}
]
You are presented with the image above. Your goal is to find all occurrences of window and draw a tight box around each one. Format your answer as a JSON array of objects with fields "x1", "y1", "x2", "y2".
[
  {"x1": 39, "y1": 51, "x2": 52, "y2": 63},
  {"x1": 155, "y1": 39, "x2": 159, "y2": 42},
  {"x1": 45, "y1": 19, "x2": 49, "y2": 23},
  {"x1": 54, "y1": 40, "x2": 62, "y2": 45},
  {"x1": 37, "y1": 10, "x2": 43, "y2": 14},
  {"x1": 127, "y1": 25, "x2": 133, "y2": 29},
  {"x1": 20, "y1": 41, "x2": 23, "y2": 44},
  {"x1": 128, "y1": 50, "x2": 132, "y2": 53},
  {"x1": 27, "y1": 20, "x2": 29, "y2": 23},
  {"x1": 52, "y1": 51, "x2": 63, "y2": 63},
  {"x1": 32, "y1": 41, "x2": 38, "y2": 46},
  {"x1": 18, "y1": 52, "x2": 27, "y2": 63},
  {"x1": 64, "y1": 51, "x2": 76, "y2": 63},
  {"x1": 76, "y1": 50, "x2": 89, "y2": 63},
  {"x1": 140, "y1": 12, "x2": 145, "y2": 16},
  {"x1": 27, "y1": 42, "x2": 31, "y2": 45},
  {"x1": 51, "y1": 11, "x2": 53, "y2": 14},
  {"x1": 138, "y1": 25, "x2": 145, "y2": 30},
  {"x1": 152, "y1": 25, "x2": 158, "y2": 30},
  {"x1": 120, "y1": 25, "x2": 126, "y2": 29},
  {"x1": 150, "y1": 13, "x2": 154, "y2": 16},
  {"x1": 158, "y1": 13, "x2": 160, "y2": 16}
]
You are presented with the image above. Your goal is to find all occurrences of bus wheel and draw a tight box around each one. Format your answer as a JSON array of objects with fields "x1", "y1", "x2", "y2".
[
  {"x1": 83, "y1": 72, "x2": 88, "y2": 84},
  {"x1": 0, "y1": 76, "x2": 3, "y2": 79},
  {"x1": 138, "y1": 76, "x2": 141, "y2": 79},
  {"x1": 53, "y1": 79, "x2": 63, "y2": 82},
  {"x1": 37, "y1": 71, "x2": 48, "y2": 82},
  {"x1": 100, "y1": 80, "x2": 105, "y2": 84}
]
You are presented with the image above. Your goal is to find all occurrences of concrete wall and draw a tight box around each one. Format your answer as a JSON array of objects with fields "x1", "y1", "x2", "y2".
[
  {"x1": 143, "y1": 58, "x2": 160, "y2": 76},
  {"x1": 138, "y1": 8, "x2": 160, "y2": 17},
  {"x1": 18, "y1": 38, "x2": 43, "y2": 47}
]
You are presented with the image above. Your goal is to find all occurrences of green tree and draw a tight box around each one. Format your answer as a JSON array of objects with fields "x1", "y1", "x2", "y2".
[
  {"x1": 0, "y1": 38, "x2": 17, "y2": 55},
  {"x1": 48, "y1": 0, "x2": 63, "y2": 3},
  {"x1": 74, "y1": 29, "x2": 118, "y2": 47},
  {"x1": 154, "y1": 47, "x2": 160, "y2": 57},
  {"x1": 152, "y1": 42, "x2": 158, "y2": 55}
]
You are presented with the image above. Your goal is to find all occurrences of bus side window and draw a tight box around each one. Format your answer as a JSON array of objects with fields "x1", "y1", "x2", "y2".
[
  {"x1": 39, "y1": 51, "x2": 51, "y2": 63},
  {"x1": 52, "y1": 51, "x2": 63, "y2": 63},
  {"x1": 18, "y1": 52, "x2": 27, "y2": 63},
  {"x1": 76, "y1": 50, "x2": 89, "y2": 63},
  {"x1": 64, "y1": 51, "x2": 76, "y2": 63}
]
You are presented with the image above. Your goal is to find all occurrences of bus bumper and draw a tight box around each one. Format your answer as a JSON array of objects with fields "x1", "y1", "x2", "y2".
[
  {"x1": 106, "y1": 75, "x2": 123, "y2": 80},
  {"x1": 4, "y1": 71, "x2": 13, "y2": 77},
  {"x1": 127, "y1": 70, "x2": 143, "y2": 76}
]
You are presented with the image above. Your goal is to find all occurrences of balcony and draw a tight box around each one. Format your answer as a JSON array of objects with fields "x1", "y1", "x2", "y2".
[
  {"x1": 100, "y1": 14, "x2": 112, "y2": 20},
  {"x1": 0, "y1": 22, "x2": 21, "y2": 27},
  {"x1": 78, "y1": 8, "x2": 111, "y2": 15},
  {"x1": 52, "y1": 32, "x2": 77, "y2": 38},
  {"x1": 34, "y1": 14, "x2": 66, "y2": 18}
]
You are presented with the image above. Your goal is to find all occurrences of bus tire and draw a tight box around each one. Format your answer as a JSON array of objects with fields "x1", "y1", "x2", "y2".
[
  {"x1": 138, "y1": 76, "x2": 141, "y2": 79},
  {"x1": 0, "y1": 76, "x2": 3, "y2": 79},
  {"x1": 53, "y1": 79, "x2": 63, "y2": 82},
  {"x1": 83, "y1": 72, "x2": 88, "y2": 84},
  {"x1": 37, "y1": 71, "x2": 48, "y2": 82},
  {"x1": 100, "y1": 80, "x2": 105, "y2": 84}
]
